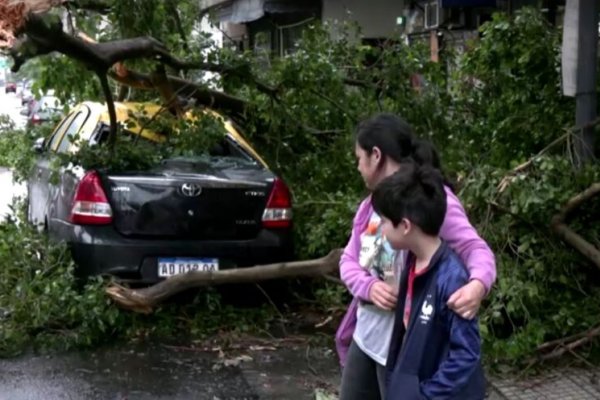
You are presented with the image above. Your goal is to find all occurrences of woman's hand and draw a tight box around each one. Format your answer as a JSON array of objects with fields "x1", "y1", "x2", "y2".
[
  {"x1": 369, "y1": 281, "x2": 398, "y2": 311},
  {"x1": 447, "y1": 280, "x2": 486, "y2": 319}
]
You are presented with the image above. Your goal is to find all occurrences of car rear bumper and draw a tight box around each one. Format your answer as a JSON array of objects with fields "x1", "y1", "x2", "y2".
[{"x1": 50, "y1": 219, "x2": 294, "y2": 284}]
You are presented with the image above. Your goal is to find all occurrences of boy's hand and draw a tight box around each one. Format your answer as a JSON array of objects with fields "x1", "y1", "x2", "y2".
[
  {"x1": 447, "y1": 280, "x2": 485, "y2": 319},
  {"x1": 369, "y1": 281, "x2": 397, "y2": 310}
]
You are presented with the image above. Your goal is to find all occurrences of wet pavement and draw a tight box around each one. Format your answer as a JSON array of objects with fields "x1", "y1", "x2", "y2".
[
  {"x1": 0, "y1": 340, "x2": 340, "y2": 400},
  {"x1": 0, "y1": 343, "x2": 254, "y2": 399}
]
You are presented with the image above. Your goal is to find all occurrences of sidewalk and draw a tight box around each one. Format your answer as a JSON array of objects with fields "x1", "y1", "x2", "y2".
[
  {"x1": 488, "y1": 367, "x2": 600, "y2": 400},
  {"x1": 238, "y1": 340, "x2": 600, "y2": 399}
]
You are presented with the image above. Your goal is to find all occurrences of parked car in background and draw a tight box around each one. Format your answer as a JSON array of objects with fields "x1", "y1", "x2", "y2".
[
  {"x1": 5, "y1": 81, "x2": 17, "y2": 93},
  {"x1": 25, "y1": 95, "x2": 63, "y2": 127},
  {"x1": 28, "y1": 101, "x2": 294, "y2": 283}
]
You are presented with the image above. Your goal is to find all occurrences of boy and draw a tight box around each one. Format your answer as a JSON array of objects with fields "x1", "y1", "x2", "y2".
[{"x1": 371, "y1": 163, "x2": 486, "y2": 400}]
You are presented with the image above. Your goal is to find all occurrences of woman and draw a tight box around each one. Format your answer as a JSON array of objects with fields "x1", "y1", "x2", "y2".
[{"x1": 337, "y1": 113, "x2": 496, "y2": 400}]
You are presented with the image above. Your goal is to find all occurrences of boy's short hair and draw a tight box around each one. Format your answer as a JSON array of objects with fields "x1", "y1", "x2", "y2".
[{"x1": 372, "y1": 163, "x2": 447, "y2": 236}]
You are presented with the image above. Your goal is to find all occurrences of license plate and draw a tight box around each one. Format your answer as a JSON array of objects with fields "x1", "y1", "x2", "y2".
[{"x1": 158, "y1": 258, "x2": 219, "y2": 278}]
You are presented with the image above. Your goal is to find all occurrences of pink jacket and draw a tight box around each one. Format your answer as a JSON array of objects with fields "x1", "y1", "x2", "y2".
[{"x1": 335, "y1": 186, "x2": 496, "y2": 366}]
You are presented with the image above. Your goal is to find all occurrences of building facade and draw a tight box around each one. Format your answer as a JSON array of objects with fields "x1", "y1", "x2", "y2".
[{"x1": 199, "y1": 0, "x2": 566, "y2": 59}]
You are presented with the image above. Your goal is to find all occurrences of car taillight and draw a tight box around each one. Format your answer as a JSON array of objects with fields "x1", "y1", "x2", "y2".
[
  {"x1": 31, "y1": 114, "x2": 41, "y2": 124},
  {"x1": 262, "y1": 178, "x2": 292, "y2": 228},
  {"x1": 70, "y1": 171, "x2": 113, "y2": 225}
]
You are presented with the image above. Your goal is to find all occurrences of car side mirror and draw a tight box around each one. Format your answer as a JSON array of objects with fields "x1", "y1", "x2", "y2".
[{"x1": 32, "y1": 137, "x2": 45, "y2": 153}]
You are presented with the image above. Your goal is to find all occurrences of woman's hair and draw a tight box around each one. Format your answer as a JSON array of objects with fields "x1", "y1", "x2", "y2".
[{"x1": 355, "y1": 113, "x2": 441, "y2": 170}]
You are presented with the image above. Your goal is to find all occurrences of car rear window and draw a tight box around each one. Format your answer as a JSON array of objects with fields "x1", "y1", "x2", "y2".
[{"x1": 91, "y1": 123, "x2": 258, "y2": 165}]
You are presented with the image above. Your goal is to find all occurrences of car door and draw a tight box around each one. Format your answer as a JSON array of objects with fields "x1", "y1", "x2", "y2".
[
  {"x1": 29, "y1": 111, "x2": 75, "y2": 226},
  {"x1": 29, "y1": 106, "x2": 91, "y2": 227}
]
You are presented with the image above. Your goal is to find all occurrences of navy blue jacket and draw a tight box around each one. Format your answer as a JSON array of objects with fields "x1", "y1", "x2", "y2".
[{"x1": 385, "y1": 241, "x2": 486, "y2": 400}]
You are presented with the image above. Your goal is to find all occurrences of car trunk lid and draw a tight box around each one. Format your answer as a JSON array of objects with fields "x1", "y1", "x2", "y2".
[{"x1": 103, "y1": 157, "x2": 274, "y2": 240}]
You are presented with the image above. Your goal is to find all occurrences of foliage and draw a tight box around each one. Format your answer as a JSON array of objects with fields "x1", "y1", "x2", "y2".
[
  {"x1": 0, "y1": 117, "x2": 52, "y2": 182},
  {"x1": 446, "y1": 8, "x2": 572, "y2": 168},
  {"x1": 0, "y1": 202, "x2": 119, "y2": 356},
  {"x1": 459, "y1": 157, "x2": 600, "y2": 364},
  {"x1": 56, "y1": 107, "x2": 228, "y2": 174}
]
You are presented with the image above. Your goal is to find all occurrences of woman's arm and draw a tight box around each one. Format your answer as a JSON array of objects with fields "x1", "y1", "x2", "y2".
[
  {"x1": 440, "y1": 187, "x2": 496, "y2": 291},
  {"x1": 440, "y1": 187, "x2": 496, "y2": 318},
  {"x1": 339, "y1": 199, "x2": 380, "y2": 302}
]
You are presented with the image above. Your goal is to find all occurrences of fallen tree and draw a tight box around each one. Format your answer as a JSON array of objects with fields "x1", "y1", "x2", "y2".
[{"x1": 106, "y1": 249, "x2": 343, "y2": 314}]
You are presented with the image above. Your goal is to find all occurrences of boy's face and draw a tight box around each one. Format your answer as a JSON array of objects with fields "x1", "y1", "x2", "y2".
[{"x1": 380, "y1": 216, "x2": 411, "y2": 250}]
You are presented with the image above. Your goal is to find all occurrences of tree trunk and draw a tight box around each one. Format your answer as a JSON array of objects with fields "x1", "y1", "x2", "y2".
[{"x1": 105, "y1": 248, "x2": 344, "y2": 314}]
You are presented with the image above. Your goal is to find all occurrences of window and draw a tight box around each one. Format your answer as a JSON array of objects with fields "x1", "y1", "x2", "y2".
[
  {"x1": 47, "y1": 112, "x2": 75, "y2": 151},
  {"x1": 277, "y1": 17, "x2": 314, "y2": 56},
  {"x1": 56, "y1": 110, "x2": 89, "y2": 153},
  {"x1": 424, "y1": 1, "x2": 441, "y2": 29}
]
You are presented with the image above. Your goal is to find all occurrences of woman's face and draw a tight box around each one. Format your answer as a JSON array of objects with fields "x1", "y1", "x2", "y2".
[{"x1": 355, "y1": 143, "x2": 381, "y2": 190}]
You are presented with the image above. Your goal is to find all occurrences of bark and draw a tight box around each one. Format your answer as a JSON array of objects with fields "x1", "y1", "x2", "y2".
[
  {"x1": 550, "y1": 183, "x2": 600, "y2": 269},
  {"x1": 105, "y1": 248, "x2": 343, "y2": 314}
]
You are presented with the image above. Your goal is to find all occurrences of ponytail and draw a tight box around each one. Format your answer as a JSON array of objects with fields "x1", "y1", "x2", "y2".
[{"x1": 411, "y1": 138, "x2": 441, "y2": 170}]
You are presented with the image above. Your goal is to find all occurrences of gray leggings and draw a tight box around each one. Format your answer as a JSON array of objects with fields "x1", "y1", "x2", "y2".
[{"x1": 340, "y1": 340, "x2": 387, "y2": 400}]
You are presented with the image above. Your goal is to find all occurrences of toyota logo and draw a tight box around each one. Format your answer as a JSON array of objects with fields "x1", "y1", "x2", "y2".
[{"x1": 180, "y1": 183, "x2": 202, "y2": 197}]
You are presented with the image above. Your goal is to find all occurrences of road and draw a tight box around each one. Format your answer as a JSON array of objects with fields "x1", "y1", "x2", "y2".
[
  {"x1": 0, "y1": 89, "x2": 27, "y2": 220},
  {"x1": 0, "y1": 88, "x2": 27, "y2": 130},
  {"x1": 0, "y1": 340, "x2": 340, "y2": 400}
]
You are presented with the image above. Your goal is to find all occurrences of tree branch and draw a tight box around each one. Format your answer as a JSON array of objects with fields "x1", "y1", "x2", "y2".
[
  {"x1": 150, "y1": 64, "x2": 184, "y2": 116},
  {"x1": 167, "y1": 0, "x2": 190, "y2": 53},
  {"x1": 343, "y1": 77, "x2": 376, "y2": 89},
  {"x1": 105, "y1": 249, "x2": 344, "y2": 313},
  {"x1": 497, "y1": 133, "x2": 568, "y2": 193},
  {"x1": 68, "y1": 0, "x2": 112, "y2": 13},
  {"x1": 108, "y1": 68, "x2": 248, "y2": 117},
  {"x1": 498, "y1": 117, "x2": 600, "y2": 193},
  {"x1": 550, "y1": 183, "x2": 600, "y2": 269},
  {"x1": 533, "y1": 324, "x2": 600, "y2": 362}
]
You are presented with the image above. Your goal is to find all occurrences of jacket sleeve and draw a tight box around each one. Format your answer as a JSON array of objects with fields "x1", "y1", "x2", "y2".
[
  {"x1": 440, "y1": 187, "x2": 496, "y2": 292},
  {"x1": 339, "y1": 198, "x2": 379, "y2": 302},
  {"x1": 420, "y1": 267, "x2": 482, "y2": 399}
]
